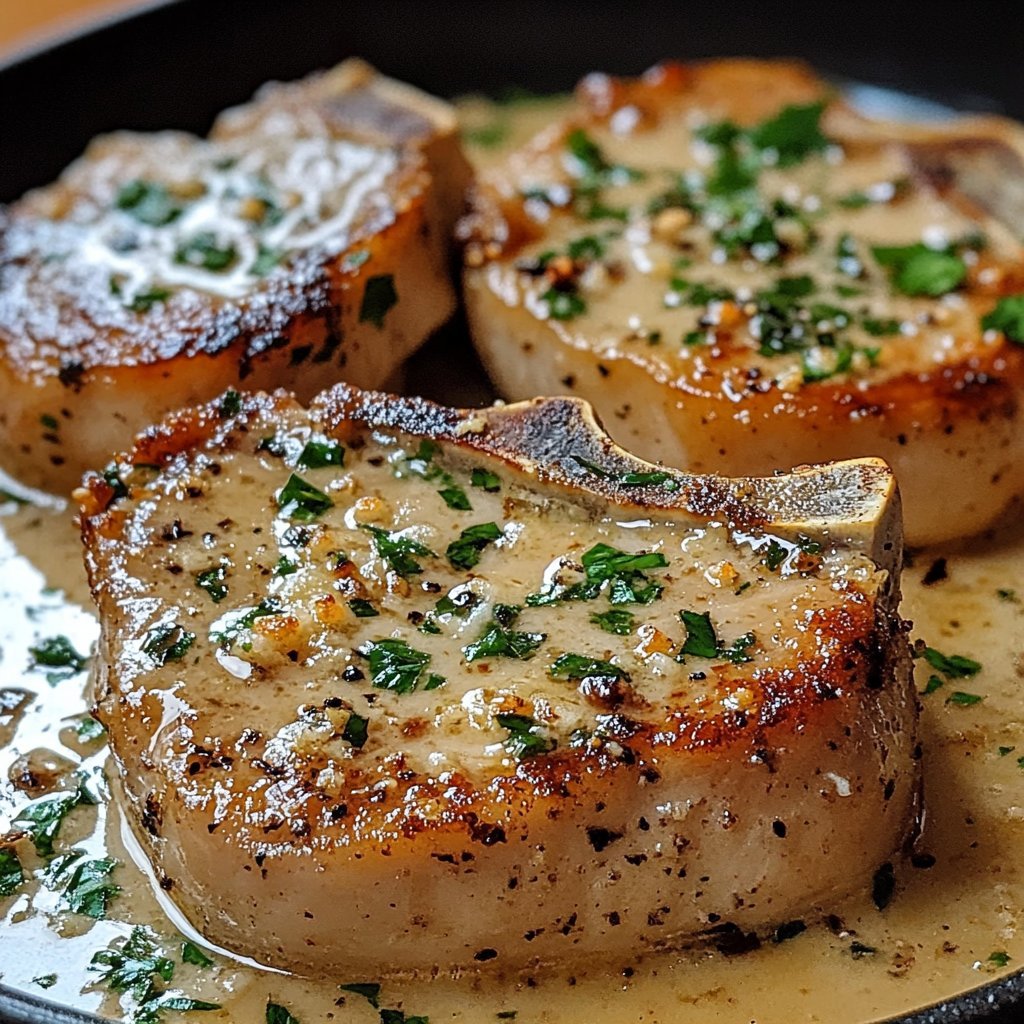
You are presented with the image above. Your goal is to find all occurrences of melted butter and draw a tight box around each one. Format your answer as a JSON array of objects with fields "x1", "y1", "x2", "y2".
[{"x1": 0, "y1": 480, "x2": 1022, "y2": 1022}]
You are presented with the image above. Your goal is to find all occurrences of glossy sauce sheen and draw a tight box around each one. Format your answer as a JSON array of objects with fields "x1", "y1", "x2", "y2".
[
  {"x1": 0, "y1": 499, "x2": 1021, "y2": 1022},
  {"x1": 0, "y1": 85, "x2": 1021, "y2": 1024}
]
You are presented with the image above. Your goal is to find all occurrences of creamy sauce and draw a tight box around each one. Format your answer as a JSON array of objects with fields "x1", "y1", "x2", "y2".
[
  {"x1": 12, "y1": 130, "x2": 400, "y2": 309},
  {"x1": 0, "y1": 495, "x2": 1022, "y2": 1022},
  {"x1": 0, "y1": 89, "x2": 1021, "y2": 1024}
]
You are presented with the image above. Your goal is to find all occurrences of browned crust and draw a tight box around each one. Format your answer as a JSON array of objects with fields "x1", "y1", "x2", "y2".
[
  {"x1": 78, "y1": 384, "x2": 898, "y2": 548},
  {"x1": 0, "y1": 158, "x2": 428, "y2": 380},
  {"x1": 460, "y1": 59, "x2": 1024, "y2": 429},
  {"x1": 79, "y1": 384, "x2": 907, "y2": 858}
]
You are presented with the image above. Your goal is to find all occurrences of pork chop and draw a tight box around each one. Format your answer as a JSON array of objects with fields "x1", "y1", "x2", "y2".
[
  {"x1": 460, "y1": 59, "x2": 1024, "y2": 544},
  {"x1": 79, "y1": 383, "x2": 916, "y2": 977},
  {"x1": 0, "y1": 59, "x2": 470, "y2": 494}
]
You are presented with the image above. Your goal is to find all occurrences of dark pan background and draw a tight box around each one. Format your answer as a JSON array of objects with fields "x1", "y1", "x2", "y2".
[{"x1": 1, "y1": 1, "x2": 1022, "y2": 1022}]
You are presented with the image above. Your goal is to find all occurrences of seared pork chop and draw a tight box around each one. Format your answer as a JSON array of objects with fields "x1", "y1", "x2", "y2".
[
  {"x1": 460, "y1": 59, "x2": 1024, "y2": 544},
  {"x1": 79, "y1": 383, "x2": 916, "y2": 977},
  {"x1": 0, "y1": 60, "x2": 470, "y2": 494}
]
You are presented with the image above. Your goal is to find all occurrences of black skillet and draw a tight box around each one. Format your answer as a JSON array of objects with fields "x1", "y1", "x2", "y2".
[{"x1": 0, "y1": 2, "x2": 1020, "y2": 1021}]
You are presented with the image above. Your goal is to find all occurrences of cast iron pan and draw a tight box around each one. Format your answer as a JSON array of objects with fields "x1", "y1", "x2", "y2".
[{"x1": 0, "y1": 2, "x2": 1020, "y2": 1021}]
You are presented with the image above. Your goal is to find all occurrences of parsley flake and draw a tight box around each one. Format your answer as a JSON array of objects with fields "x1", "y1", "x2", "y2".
[
  {"x1": 981, "y1": 295, "x2": 1024, "y2": 343},
  {"x1": 142, "y1": 624, "x2": 195, "y2": 666},
  {"x1": 359, "y1": 275, "x2": 398, "y2": 328},
  {"x1": 447, "y1": 522, "x2": 502, "y2": 570},
  {"x1": 277, "y1": 474, "x2": 334, "y2": 521},
  {"x1": 358, "y1": 639, "x2": 433, "y2": 694},
  {"x1": 872, "y1": 243, "x2": 966, "y2": 297},
  {"x1": 496, "y1": 712, "x2": 556, "y2": 759},
  {"x1": 362, "y1": 525, "x2": 434, "y2": 576},
  {"x1": 0, "y1": 847, "x2": 23, "y2": 896}
]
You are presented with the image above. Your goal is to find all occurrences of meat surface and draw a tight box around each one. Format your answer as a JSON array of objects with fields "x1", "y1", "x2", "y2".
[
  {"x1": 79, "y1": 383, "x2": 916, "y2": 977},
  {"x1": 460, "y1": 59, "x2": 1024, "y2": 544},
  {"x1": 0, "y1": 59, "x2": 470, "y2": 494}
]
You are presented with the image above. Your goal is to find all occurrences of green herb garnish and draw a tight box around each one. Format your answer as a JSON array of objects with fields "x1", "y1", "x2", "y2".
[
  {"x1": 463, "y1": 611, "x2": 546, "y2": 661},
  {"x1": 142, "y1": 624, "x2": 195, "y2": 666},
  {"x1": 115, "y1": 180, "x2": 182, "y2": 226},
  {"x1": 175, "y1": 232, "x2": 237, "y2": 272},
  {"x1": 362, "y1": 525, "x2": 434, "y2": 577},
  {"x1": 359, "y1": 274, "x2": 398, "y2": 328},
  {"x1": 946, "y1": 691, "x2": 983, "y2": 707},
  {"x1": 296, "y1": 439, "x2": 344, "y2": 470},
  {"x1": 195, "y1": 566, "x2": 227, "y2": 603},
  {"x1": 471, "y1": 468, "x2": 501, "y2": 492},
  {"x1": 358, "y1": 639, "x2": 433, "y2": 694},
  {"x1": 29, "y1": 634, "x2": 88, "y2": 683},
  {"x1": 348, "y1": 599, "x2": 379, "y2": 618},
  {"x1": 981, "y1": 295, "x2": 1024, "y2": 343},
  {"x1": 277, "y1": 474, "x2": 334, "y2": 521},
  {"x1": 872, "y1": 243, "x2": 966, "y2": 297},
  {"x1": 342, "y1": 713, "x2": 369, "y2": 749},
  {"x1": 438, "y1": 486, "x2": 471, "y2": 511},
  {"x1": 339, "y1": 983, "x2": 381, "y2": 1008},
  {"x1": 922, "y1": 647, "x2": 982, "y2": 679},
  {"x1": 549, "y1": 653, "x2": 629, "y2": 685},
  {"x1": 57, "y1": 854, "x2": 120, "y2": 918},
  {"x1": 181, "y1": 942, "x2": 214, "y2": 968},
  {"x1": 447, "y1": 522, "x2": 502, "y2": 570},
  {"x1": 542, "y1": 287, "x2": 586, "y2": 320},
  {"x1": 496, "y1": 712, "x2": 556, "y2": 759},
  {"x1": 589, "y1": 609, "x2": 636, "y2": 635},
  {"x1": 0, "y1": 847, "x2": 23, "y2": 897}
]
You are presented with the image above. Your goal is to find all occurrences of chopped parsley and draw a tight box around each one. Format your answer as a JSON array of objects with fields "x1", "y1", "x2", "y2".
[
  {"x1": 29, "y1": 634, "x2": 88, "y2": 683},
  {"x1": 115, "y1": 179, "x2": 182, "y2": 226},
  {"x1": 946, "y1": 691, "x2": 983, "y2": 707},
  {"x1": 296, "y1": 439, "x2": 344, "y2": 470},
  {"x1": 987, "y1": 951, "x2": 1012, "y2": 969},
  {"x1": 359, "y1": 274, "x2": 398, "y2": 328},
  {"x1": 0, "y1": 847, "x2": 23, "y2": 896},
  {"x1": 589, "y1": 609, "x2": 636, "y2": 635},
  {"x1": 379, "y1": 1011, "x2": 430, "y2": 1024},
  {"x1": 142, "y1": 624, "x2": 195, "y2": 666},
  {"x1": 277, "y1": 474, "x2": 334, "y2": 521},
  {"x1": 921, "y1": 646, "x2": 982, "y2": 679},
  {"x1": 342, "y1": 713, "x2": 369, "y2": 749},
  {"x1": 748, "y1": 101, "x2": 829, "y2": 166},
  {"x1": 496, "y1": 712, "x2": 556, "y2": 759},
  {"x1": 73, "y1": 714, "x2": 106, "y2": 743},
  {"x1": 362, "y1": 524, "x2": 434, "y2": 576},
  {"x1": 126, "y1": 287, "x2": 173, "y2": 313},
  {"x1": 447, "y1": 522, "x2": 502, "y2": 570},
  {"x1": 266, "y1": 1003, "x2": 301, "y2": 1024},
  {"x1": 339, "y1": 983, "x2": 381, "y2": 1007},
  {"x1": 358, "y1": 639, "x2": 433, "y2": 694},
  {"x1": 542, "y1": 287, "x2": 586, "y2": 320},
  {"x1": 181, "y1": 942, "x2": 214, "y2": 968},
  {"x1": 438, "y1": 486, "x2": 471, "y2": 510},
  {"x1": 210, "y1": 598, "x2": 280, "y2": 646},
  {"x1": 54, "y1": 853, "x2": 120, "y2": 918},
  {"x1": 679, "y1": 610, "x2": 718, "y2": 658},
  {"x1": 174, "y1": 232, "x2": 237, "y2": 272},
  {"x1": 679, "y1": 610, "x2": 755, "y2": 663},
  {"x1": 348, "y1": 599, "x2": 379, "y2": 618},
  {"x1": 872, "y1": 243, "x2": 966, "y2": 297},
  {"x1": 250, "y1": 245, "x2": 284, "y2": 277},
  {"x1": 471, "y1": 468, "x2": 501, "y2": 492},
  {"x1": 549, "y1": 653, "x2": 629, "y2": 685},
  {"x1": 195, "y1": 566, "x2": 228, "y2": 603},
  {"x1": 463, "y1": 610, "x2": 546, "y2": 662},
  {"x1": 981, "y1": 295, "x2": 1024, "y2": 343},
  {"x1": 13, "y1": 786, "x2": 91, "y2": 856}
]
